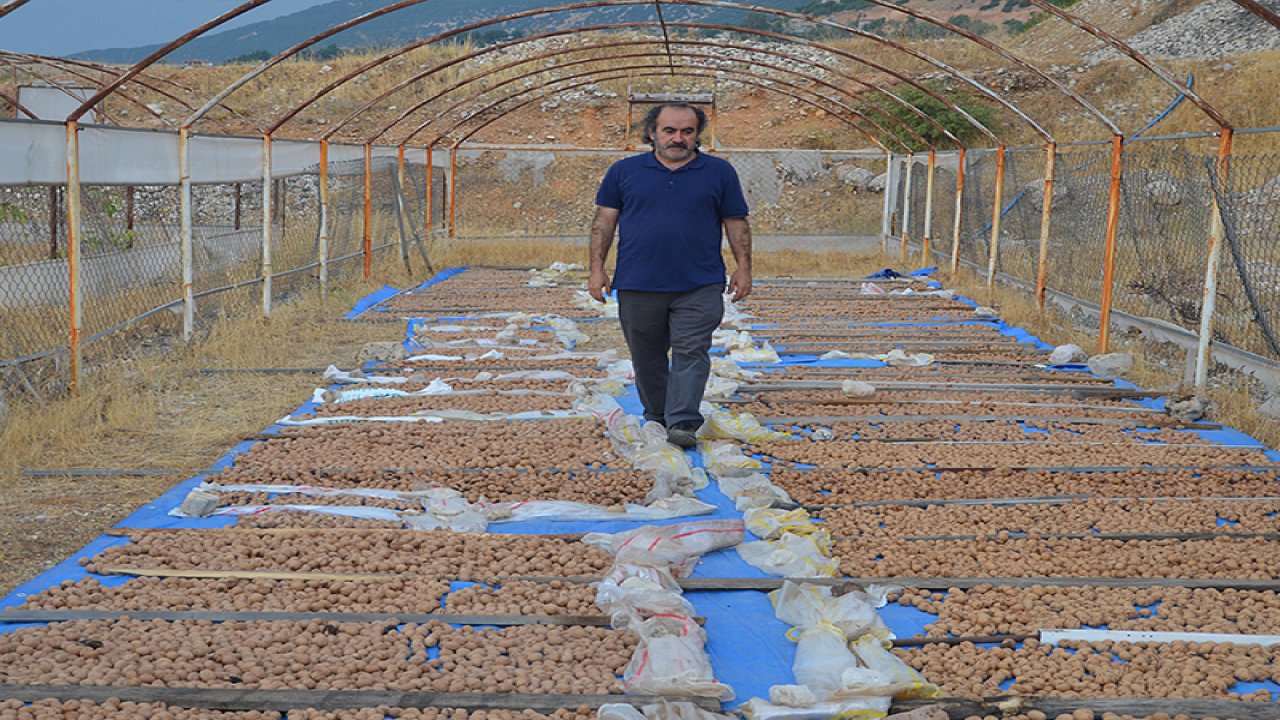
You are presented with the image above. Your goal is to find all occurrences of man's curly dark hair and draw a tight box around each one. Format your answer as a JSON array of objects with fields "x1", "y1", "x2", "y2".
[{"x1": 641, "y1": 102, "x2": 708, "y2": 147}]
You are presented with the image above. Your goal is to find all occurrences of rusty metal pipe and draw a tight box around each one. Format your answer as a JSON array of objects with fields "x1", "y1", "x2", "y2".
[
  {"x1": 1097, "y1": 134, "x2": 1125, "y2": 353},
  {"x1": 1035, "y1": 141, "x2": 1057, "y2": 313},
  {"x1": 950, "y1": 147, "x2": 966, "y2": 278},
  {"x1": 178, "y1": 127, "x2": 194, "y2": 341},
  {"x1": 448, "y1": 146, "x2": 458, "y2": 239},
  {"x1": 363, "y1": 143, "x2": 373, "y2": 280},
  {"x1": 261, "y1": 134, "x2": 273, "y2": 317},
  {"x1": 426, "y1": 145, "x2": 434, "y2": 236},
  {"x1": 880, "y1": 152, "x2": 894, "y2": 251},
  {"x1": 922, "y1": 148, "x2": 936, "y2": 263},
  {"x1": 1195, "y1": 128, "x2": 1235, "y2": 389},
  {"x1": 318, "y1": 139, "x2": 330, "y2": 299},
  {"x1": 986, "y1": 144, "x2": 1006, "y2": 288},
  {"x1": 1229, "y1": 0, "x2": 1280, "y2": 30},
  {"x1": 65, "y1": 121, "x2": 83, "y2": 393},
  {"x1": 900, "y1": 155, "x2": 914, "y2": 261}
]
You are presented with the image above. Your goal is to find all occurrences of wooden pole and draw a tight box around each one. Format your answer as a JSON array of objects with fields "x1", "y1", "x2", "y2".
[
  {"x1": 1035, "y1": 141, "x2": 1057, "y2": 313},
  {"x1": 986, "y1": 144, "x2": 1007, "y2": 288},
  {"x1": 950, "y1": 148, "x2": 966, "y2": 278},
  {"x1": 1097, "y1": 135, "x2": 1125, "y2": 353},
  {"x1": 1194, "y1": 128, "x2": 1234, "y2": 389}
]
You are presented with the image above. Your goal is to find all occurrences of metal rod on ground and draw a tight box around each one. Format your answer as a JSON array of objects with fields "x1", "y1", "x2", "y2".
[
  {"x1": 1035, "y1": 141, "x2": 1057, "y2": 313},
  {"x1": 261, "y1": 133, "x2": 273, "y2": 317},
  {"x1": 363, "y1": 142, "x2": 373, "y2": 280},
  {"x1": 900, "y1": 152, "x2": 913, "y2": 261},
  {"x1": 950, "y1": 147, "x2": 965, "y2": 277},
  {"x1": 986, "y1": 143, "x2": 1006, "y2": 288},
  {"x1": 65, "y1": 120, "x2": 82, "y2": 392},
  {"x1": 1097, "y1": 134, "x2": 1125, "y2": 352},
  {"x1": 921, "y1": 148, "x2": 935, "y2": 263},
  {"x1": 318, "y1": 139, "x2": 330, "y2": 299},
  {"x1": 178, "y1": 126, "x2": 194, "y2": 341},
  {"x1": 1195, "y1": 128, "x2": 1234, "y2": 390}
]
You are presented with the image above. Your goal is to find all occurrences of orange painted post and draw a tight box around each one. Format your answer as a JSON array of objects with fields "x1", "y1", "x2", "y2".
[
  {"x1": 318, "y1": 139, "x2": 330, "y2": 299},
  {"x1": 1195, "y1": 128, "x2": 1234, "y2": 389},
  {"x1": 900, "y1": 154, "x2": 913, "y2": 261},
  {"x1": 448, "y1": 145, "x2": 458, "y2": 239},
  {"x1": 65, "y1": 120, "x2": 82, "y2": 392},
  {"x1": 1035, "y1": 141, "x2": 1057, "y2": 313},
  {"x1": 950, "y1": 147, "x2": 966, "y2": 278},
  {"x1": 261, "y1": 133, "x2": 273, "y2": 317},
  {"x1": 921, "y1": 148, "x2": 936, "y2": 263},
  {"x1": 1097, "y1": 134, "x2": 1125, "y2": 353},
  {"x1": 986, "y1": 145, "x2": 1007, "y2": 288},
  {"x1": 362, "y1": 143, "x2": 372, "y2": 279}
]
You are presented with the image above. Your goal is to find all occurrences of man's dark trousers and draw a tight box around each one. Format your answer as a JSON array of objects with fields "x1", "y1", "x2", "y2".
[{"x1": 617, "y1": 283, "x2": 724, "y2": 427}]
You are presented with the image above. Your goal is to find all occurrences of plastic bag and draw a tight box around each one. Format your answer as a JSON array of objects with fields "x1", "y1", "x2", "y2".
[
  {"x1": 600, "y1": 700, "x2": 735, "y2": 720},
  {"x1": 595, "y1": 576, "x2": 695, "y2": 627},
  {"x1": 704, "y1": 374, "x2": 740, "y2": 400},
  {"x1": 583, "y1": 520, "x2": 745, "y2": 570},
  {"x1": 703, "y1": 410, "x2": 789, "y2": 443},
  {"x1": 717, "y1": 472, "x2": 792, "y2": 510},
  {"x1": 710, "y1": 357, "x2": 762, "y2": 381},
  {"x1": 845, "y1": 636, "x2": 937, "y2": 699},
  {"x1": 699, "y1": 441, "x2": 765, "y2": 475},
  {"x1": 769, "y1": 582, "x2": 886, "y2": 640},
  {"x1": 738, "y1": 696, "x2": 891, "y2": 720},
  {"x1": 883, "y1": 349, "x2": 934, "y2": 367},
  {"x1": 744, "y1": 508, "x2": 819, "y2": 541},
  {"x1": 729, "y1": 340, "x2": 780, "y2": 364},
  {"x1": 575, "y1": 392, "x2": 626, "y2": 427},
  {"x1": 623, "y1": 614, "x2": 734, "y2": 700},
  {"x1": 737, "y1": 531, "x2": 838, "y2": 578},
  {"x1": 791, "y1": 621, "x2": 860, "y2": 699}
]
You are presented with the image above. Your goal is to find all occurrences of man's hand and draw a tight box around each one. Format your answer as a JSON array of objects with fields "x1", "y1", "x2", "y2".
[
  {"x1": 588, "y1": 268, "x2": 612, "y2": 303},
  {"x1": 729, "y1": 266, "x2": 752, "y2": 302}
]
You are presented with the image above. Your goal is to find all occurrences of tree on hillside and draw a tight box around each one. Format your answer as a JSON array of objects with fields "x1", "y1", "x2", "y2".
[{"x1": 866, "y1": 83, "x2": 998, "y2": 151}]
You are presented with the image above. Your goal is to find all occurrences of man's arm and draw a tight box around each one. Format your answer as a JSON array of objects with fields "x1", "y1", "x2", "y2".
[
  {"x1": 588, "y1": 206, "x2": 620, "y2": 302},
  {"x1": 724, "y1": 216, "x2": 753, "y2": 302}
]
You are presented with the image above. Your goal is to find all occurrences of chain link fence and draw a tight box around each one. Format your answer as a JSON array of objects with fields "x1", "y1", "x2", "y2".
[{"x1": 892, "y1": 131, "x2": 1280, "y2": 380}]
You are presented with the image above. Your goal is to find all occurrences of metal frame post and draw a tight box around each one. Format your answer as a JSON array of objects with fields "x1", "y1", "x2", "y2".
[
  {"x1": 363, "y1": 143, "x2": 373, "y2": 279},
  {"x1": 1035, "y1": 141, "x2": 1057, "y2": 312},
  {"x1": 1195, "y1": 128, "x2": 1235, "y2": 389},
  {"x1": 178, "y1": 127, "x2": 194, "y2": 341},
  {"x1": 426, "y1": 145, "x2": 434, "y2": 236},
  {"x1": 880, "y1": 152, "x2": 894, "y2": 252},
  {"x1": 396, "y1": 144, "x2": 412, "y2": 273},
  {"x1": 900, "y1": 153, "x2": 914, "y2": 260},
  {"x1": 65, "y1": 120, "x2": 83, "y2": 392},
  {"x1": 261, "y1": 133, "x2": 273, "y2": 317},
  {"x1": 448, "y1": 145, "x2": 458, "y2": 239},
  {"x1": 922, "y1": 148, "x2": 936, "y2": 263},
  {"x1": 318, "y1": 139, "x2": 330, "y2": 298},
  {"x1": 986, "y1": 144, "x2": 1007, "y2": 288},
  {"x1": 950, "y1": 147, "x2": 966, "y2": 277},
  {"x1": 1097, "y1": 134, "x2": 1125, "y2": 352}
]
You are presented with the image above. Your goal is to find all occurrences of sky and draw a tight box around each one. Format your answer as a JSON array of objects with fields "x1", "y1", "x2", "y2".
[{"x1": 0, "y1": 0, "x2": 329, "y2": 56}]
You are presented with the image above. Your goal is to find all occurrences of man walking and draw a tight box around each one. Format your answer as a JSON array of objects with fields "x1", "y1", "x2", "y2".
[{"x1": 588, "y1": 102, "x2": 753, "y2": 449}]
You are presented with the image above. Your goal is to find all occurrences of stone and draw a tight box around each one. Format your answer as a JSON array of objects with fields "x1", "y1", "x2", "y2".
[
  {"x1": 1087, "y1": 352, "x2": 1134, "y2": 378},
  {"x1": 974, "y1": 306, "x2": 998, "y2": 317},
  {"x1": 179, "y1": 489, "x2": 221, "y2": 518},
  {"x1": 1165, "y1": 394, "x2": 1213, "y2": 420},
  {"x1": 1049, "y1": 343, "x2": 1088, "y2": 364},
  {"x1": 836, "y1": 165, "x2": 877, "y2": 190},
  {"x1": 868, "y1": 172, "x2": 888, "y2": 193},
  {"x1": 357, "y1": 341, "x2": 409, "y2": 364},
  {"x1": 1144, "y1": 179, "x2": 1183, "y2": 207},
  {"x1": 1259, "y1": 396, "x2": 1280, "y2": 421}
]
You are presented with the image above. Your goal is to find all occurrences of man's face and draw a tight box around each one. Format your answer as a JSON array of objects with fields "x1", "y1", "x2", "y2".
[{"x1": 652, "y1": 107, "x2": 700, "y2": 164}]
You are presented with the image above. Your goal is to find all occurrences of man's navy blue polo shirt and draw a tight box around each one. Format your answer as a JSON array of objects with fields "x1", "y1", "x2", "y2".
[{"x1": 595, "y1": 151, "x2": 749, "y2": 293}]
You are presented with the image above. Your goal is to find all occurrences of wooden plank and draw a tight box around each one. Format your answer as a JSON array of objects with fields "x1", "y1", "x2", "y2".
[
  {"x1": 0, "y1": 610, "x2": 613, "y2": 626},
  {"x1": 106, "y1": 528, "x2": 586, "y2": 540},
  {"x1": 891, "y1": 697, "x2": 1280, "y2": 720},
  {"x1": 0, "y1": 685, "x2": 717, "y2": 712},
  {"x1": 721, "y1": 398, "x2": 1164, "y2": 415},
  {"x1": 895, "y1": 531, "x2": 1280, "y2": 542},
  {"x1": 782, "y1": 464, "x2": 1280, "y2": 473},
  {"x1": 743, "y1": 381, "x2": 1161, "y2": 397},
  {"x1": 806, "y1": 495, "x2": 1280, "y2": 511}
]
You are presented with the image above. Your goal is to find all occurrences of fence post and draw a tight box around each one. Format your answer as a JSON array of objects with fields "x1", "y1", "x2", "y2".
[
  {"x1": 1035, "y1": 141, "x2": 1057, "y2": 313},
  {"x1": 65, "y1": 120, "x2": 83, "y2": 393},
  {"x1": 1097, "y1": 135, "x2": 1125, "y2": 353},
  {"x1": 363, "y1": 143, "x2": 373, "y2": 280},
  {"x1": 395, "y1": 144, "x2": 412, "y2": 274},
  {"x1": 1195, "y1": 128, "x2": 1235, "y2": 389},
  {"x1": 986, "y1": 144, "x2": 1007, "y2": 288},
  {"x1": 426, "y1": 145, "x2": 434, "y2": 236},
  {"x1": 900, "y1": 154, "x2": 913, "y2": 261},
  {"x1": 951, "y1": 148, "x2": 966, "y2": 278},
  {"x1": 448, "y1": 145, "x2": 458, "y2": 239},
  {"x1": 178, "y1": 126, "x2": 194, "y2": 341},
  {"x1": 318, "y1": 139, "x2": 329, "y2": 299},
  {"x1": 880, "y1": 152, "x2": 894, "y2": 253},
  {"x1": 261, "y1": 133, "x2": 273, "y2": 318},
  {"x1": 922, "y1": 149, "x2": 936, "y2": 263}
]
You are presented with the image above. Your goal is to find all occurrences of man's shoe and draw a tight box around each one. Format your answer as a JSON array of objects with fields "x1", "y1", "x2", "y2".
[{"x1": 666, "y1": 420, "x2": 702, "y2": 449}]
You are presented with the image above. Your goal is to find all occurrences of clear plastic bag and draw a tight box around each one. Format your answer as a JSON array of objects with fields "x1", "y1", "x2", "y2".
[
  {"x1": 623, "y1": 614, "x2": 734, "y2": 700},
  {"x1": 744, "y1": 508, "x2": 818, "y2": 541},
  {"x1": 717, "y1": 472, "x2": 792, "y2": 510},
  {"x1": 736, "y1": 531, "x2": 838, "y2": 578},
  {"x1": 699, "y1": 441, "x2": 765, "y2": 475},
  {"x1": 790, "y1": 621, "x2": 860, "y2": 699},
  {"x1": 584, "y1": 520, "x2": 745, "y2": 571},
  {"x1": 846, "y1": 636, "x2": 938, "y2": 699},
  {"x1": 595, "y1": 576, "x2": 695, "y2": 628},
  {"x1": 703, "y1": 410, "x2": 789, "y2": 443},
  {"x1": 769, "y1": 582, "x2": 886, "y2": 641}
]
